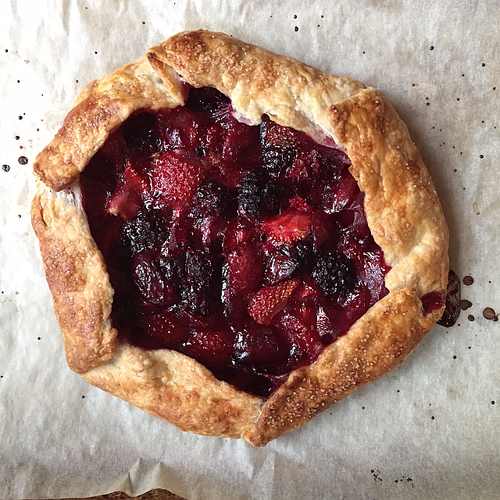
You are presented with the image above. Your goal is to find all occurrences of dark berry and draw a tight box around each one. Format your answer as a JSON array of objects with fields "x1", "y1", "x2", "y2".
[
  {"x1": 131, "y1": 251, "x2": 175, "y2": 306},
  {"x1": 232, "y1": 326, "x2": 289, "y2": 374},
  {"x1": 181, "y1": 249, "x2": 220, "y2": 316},
  {"x1": 295, "y1": 238, "x2": 315, "y2": 273},
  {"x1": 159, "y1": 255, "x2": 185, "y2": 295},
  {"x1": 238, "y1": 171, "x2": 260, "y2": 216},
  {"x1": 237, "y1": 168, "x2": 283, "y2": 217},
  {"x1": 121, "y1": 112, "x2": 160, "y2": 153},
  {"x1": 185, "y1": 87, "x2": 230, "y2": 113},
  {"x1": 261, "y1": 146, "x2": 296, "y2": 178},
  {"x1": 259, "y1": 118, "x2": 299, "y2": 177},
  {"x1": 264, "y1": 251, "x2": 298, "y2": 285},
  {"x1": 123, "y1": 214, "x2": 154, "y2": 254},
  {"x1": 312, "y1": 251, "x2": 358, "y2": 296},
  {"x1": 190, "y1": 181, "x2": 231, "y2": 219}
]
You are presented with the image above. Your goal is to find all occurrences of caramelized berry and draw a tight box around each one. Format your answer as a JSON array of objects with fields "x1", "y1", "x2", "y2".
[{"x1": 312, "y1": 251, "x2": 358, "y2": 296}]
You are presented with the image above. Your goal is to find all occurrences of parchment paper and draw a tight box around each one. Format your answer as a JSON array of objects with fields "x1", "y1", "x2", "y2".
[{"x1": 1, "y1": 1, "x2": 499, "y2": 499}]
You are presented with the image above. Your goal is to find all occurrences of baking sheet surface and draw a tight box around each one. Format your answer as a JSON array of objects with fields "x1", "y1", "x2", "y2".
[{"x1": 1, "y1": 1, "x2": 499, "y2": 499}]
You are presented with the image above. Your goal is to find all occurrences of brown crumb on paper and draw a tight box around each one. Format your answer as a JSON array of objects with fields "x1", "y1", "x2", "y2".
[
  {"x1": 460, "y1": 300, "x2": 472, "y2": 310},
  {"x1": 483, "y1": 308, "x2": 498, "y2": 321}
]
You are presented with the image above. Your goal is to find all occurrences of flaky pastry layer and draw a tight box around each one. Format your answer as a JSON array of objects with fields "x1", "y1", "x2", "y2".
[{"x1": 32, "y1": 30, "x2": 449, "y2": 446}]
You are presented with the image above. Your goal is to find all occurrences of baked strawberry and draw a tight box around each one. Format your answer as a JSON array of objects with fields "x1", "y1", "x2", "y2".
[
  {"x1": 260, "y1": 118, "x2": 300, "y2": 148},
  {"x1": 248, "y1": 279, "x2": 300, "y2": 326},
  {"x1": 123, "y1": 164, "x2": 150, "y2": 197},
  {"x1": 143, "y1": 310, "x2": 187, "y2": 347},
  {"x1": 152, "y1": 151, "x2": 204, "y2": 209},
  {"x1": 288, "y1": 195, "x2": 313, "y2": 213},
  {"x1": 224, "y1": 243, "x2": 263, "y2": 296},
  {"x1": 261, "y1": 208, "x2": 312, "y2": 245},
  {"x1": 106, "y1": 181, "x2": 142, "y2": 219},
  {"x1": 286, "y1": 149, "x2": 321, "y2": 182},
  {"x1": 232, "y1": 326, "x2": 289, "y2": 374},
  {"x1": 180, "y1": 329, "x2": 235, "y2": 369}
]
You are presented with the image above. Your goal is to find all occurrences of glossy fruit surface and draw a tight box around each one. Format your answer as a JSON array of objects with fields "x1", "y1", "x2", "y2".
[{"x1": 81, "y1": 87, "x2": 389, "y2": 397}]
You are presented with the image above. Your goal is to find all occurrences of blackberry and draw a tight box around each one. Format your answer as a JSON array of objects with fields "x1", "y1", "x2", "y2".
[
  {"x1": 190, "y1": 182, "x2": 230, "y2": 218},
  {"x1": 237, "y1": 168, "x2": 283, "y2": 217},
  {"x1": 159, "y1": 255, "x2": 185, "y2": 295},
  {"x1": 185, "y1": 87, "x2": 230, "y2": 113},
  {"x1": 123, "y1": 215, "x2": 154, "y2": 254},
  {"x1": 260, "y1": 118, "x2": 298, "y2": 177},
  {"x1": 261, "y1": 146, "x2": 296, "y2": 178},
  {"x1": 121, "y1": 112, "x2": 160, "y2": 154},
  {"x1": 181, "y1": 249, "x2": 219, "y2": 316},
  {"x1": 295, "y1": 238, "x2": 315, "y2": 273},
  {"x1": 312, "y1": 251, "x2": 358, "y2": 296}
]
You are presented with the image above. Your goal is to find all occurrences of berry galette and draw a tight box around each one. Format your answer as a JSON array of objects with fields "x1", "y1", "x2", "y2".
[{"x1": 31, "y1": 31, "x2": 449, "y2": 446}]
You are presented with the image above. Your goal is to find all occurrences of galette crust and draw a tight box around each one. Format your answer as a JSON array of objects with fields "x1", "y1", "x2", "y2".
[
  {"x1": 31, "y1": 184, "x2": 117, "y2": 372},
  {"x1": 32, "y1": 30, "x2": 449, "y2": 446}
]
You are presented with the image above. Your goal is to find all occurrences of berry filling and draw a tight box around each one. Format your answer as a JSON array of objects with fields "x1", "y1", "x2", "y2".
[{"x1": 80, "y1": 87, "x2": 390, "y2": 398}]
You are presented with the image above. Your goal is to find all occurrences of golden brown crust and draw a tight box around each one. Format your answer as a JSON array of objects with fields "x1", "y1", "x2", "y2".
[
  {"x1": 83, "y1": 344, "x2": 262, "y2": 439},
  {"x1": 33, "y1": 59, "x2": 184, "y2": 191},
  {"x1": 329, "y1": 89, "x2": 449, "y2": 296},
  {"x1": 31, "y1": 30, "x2": 449, "y2": 446},
  {"x1": 244, "y1": 289, "x2": 441, "y2": 446},
  {"x1": 148, "y1": 31, "x2": 367, "y2": 143},
  {"x1": 31, "y1": 183, "x2": 118, "y2": 372}
]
